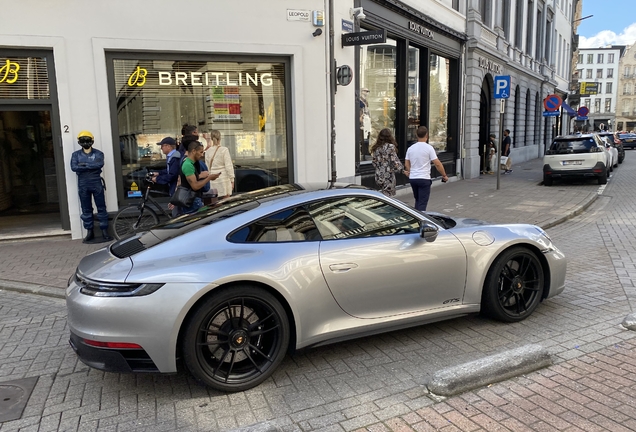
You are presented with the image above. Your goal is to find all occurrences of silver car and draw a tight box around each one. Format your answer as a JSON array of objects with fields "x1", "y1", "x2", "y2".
[{"x1": 66, "y1": 184, "x2": 566, "y2": 392}]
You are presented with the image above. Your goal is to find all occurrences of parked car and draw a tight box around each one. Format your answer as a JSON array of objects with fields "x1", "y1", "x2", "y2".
[
  {"x1": 67, "y1": 184, "x2": 567, "y2": 392},
  {"x1": 616, "y1": 132, "x2": 636, "y2": 150},
  {"x1": 543, "y1": 134, "x2": 610, "y2": 186},
  {"x1": 597, "y1": 132, "x2": 624, "y2": 163},
  {"x1": 597, "y1": 135, "x2": 619, "y2": 170}
]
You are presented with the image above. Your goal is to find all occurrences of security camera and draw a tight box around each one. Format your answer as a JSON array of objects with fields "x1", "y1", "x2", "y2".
[{"x1": 350, "y1": 7, "x2": 366, "y2": 20}]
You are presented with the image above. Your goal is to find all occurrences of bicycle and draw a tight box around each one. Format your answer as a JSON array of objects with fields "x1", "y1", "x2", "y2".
[{"x1": 113, "y1": 172, "x2": 173, "y2": 240}]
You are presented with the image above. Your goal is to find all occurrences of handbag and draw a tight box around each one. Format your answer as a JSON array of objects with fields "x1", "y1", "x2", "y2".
[
  {"x1": 170, "y1": 186, "x2": 196, "y2": 207},
  {"x1": 500, "y1": 156, "x2": 509, "y2": 165}
]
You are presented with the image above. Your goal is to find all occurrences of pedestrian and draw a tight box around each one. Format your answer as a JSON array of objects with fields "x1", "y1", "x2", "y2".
[
  {"x1": 405, "y1": 126, "x2": 448, "y2": 212},
  {"x1": 488, "y1": 134, "x2": 497, "y2": 175},
  {"x1": 370, "y1": 128, "x2": 408, "y2": 197},
  {"x1": 151, "y1": 137, "x2": 181, "y2": 195},
  {"x1": 179, "y1": 140, "x2": 220, "y2": 214},
  {"x1": 151, "y1": 136, "x2": 181, "y2": 216},
  {"x1": 70, "y1": 130, "x2": 112, "y2": 243},
  {"x1": 501, "y1": 129, "x2": 513, "y2": 174},
  {"x1": 204, "y1": 129, "x2": 235, "y2": 198}
]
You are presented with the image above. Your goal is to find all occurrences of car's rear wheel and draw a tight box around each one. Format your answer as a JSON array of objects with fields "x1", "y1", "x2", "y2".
[
  {"x1": 543, "y1": 174, "x2": 553, "y2": 186},
  {"x1": 598, "y1": 170, "x2": 607, "y2": 185},
  {"x1": 183, "y1": 286, "x2": 289, "y2": 392},
  {"x1": 481, "y1": 247, "x2": 544, "y2": 322}
]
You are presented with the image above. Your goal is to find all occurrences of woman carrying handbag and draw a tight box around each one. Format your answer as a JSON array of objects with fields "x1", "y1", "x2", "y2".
[{"x1": 204, "y1": 130, "x2": 235, "y2": 198}]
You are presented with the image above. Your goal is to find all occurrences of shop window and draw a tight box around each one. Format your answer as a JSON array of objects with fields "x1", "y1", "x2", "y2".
[
  {"x1": 359, "y1": 37, "x2": 397, "y2": 164},
  {"x1": 429, "y1": 54, "x2": 450, "y2": 154},
  {"x1": 407, "y1": 45, "x2": 421, "y2": 143},
  {"x1": 111, "y1": 58, "x2": 288, "y2": 200},
  {"x1": 0, "y1": 56, "x2": 49, "y2": 99}
]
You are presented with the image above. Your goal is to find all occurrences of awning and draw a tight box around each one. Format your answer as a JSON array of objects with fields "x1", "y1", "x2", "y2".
[{"x1": 562, "y1": 101, "x2": 577, "y2": 117}]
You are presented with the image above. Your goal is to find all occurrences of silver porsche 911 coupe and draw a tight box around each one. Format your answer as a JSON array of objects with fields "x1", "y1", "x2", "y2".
[{"x1": 66, "y1": 184, "x2": 566, "y2": 392}]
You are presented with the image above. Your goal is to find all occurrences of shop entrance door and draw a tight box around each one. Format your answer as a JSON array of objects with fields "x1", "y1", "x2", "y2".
[{"x1": 0, "y1": 109, "x2": 64, "y2": 236}]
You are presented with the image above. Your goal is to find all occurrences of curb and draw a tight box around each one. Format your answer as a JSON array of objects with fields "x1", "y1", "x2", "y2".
[
  {"x1": 540, "y1": 191, "x2": 598, "y2": 230},
  {"x1": 0, "y1": 279, "x2": 65, "y2": 300},
  {"x1": 426, "y1": 344, "x2": 552, "y2": 397}
]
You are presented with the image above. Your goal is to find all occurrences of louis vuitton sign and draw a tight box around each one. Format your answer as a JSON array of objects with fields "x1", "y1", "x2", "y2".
[{"x1": 408, "y1": 21, "x2": 434, "y2": 39}]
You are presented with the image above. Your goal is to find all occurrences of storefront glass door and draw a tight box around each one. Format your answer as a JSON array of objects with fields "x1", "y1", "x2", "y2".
[{"x1": 0, "y1": 110, "x2": 59, "y2": 217}]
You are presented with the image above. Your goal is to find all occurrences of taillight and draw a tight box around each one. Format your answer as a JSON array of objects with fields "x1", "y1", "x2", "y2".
[{"x1": 83, "y1": 339, "x2": 143, "y2": 349}]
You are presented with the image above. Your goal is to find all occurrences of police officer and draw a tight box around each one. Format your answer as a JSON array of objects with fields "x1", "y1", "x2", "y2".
[{"x1": 70, "y1": 131, "x2": 112, "y2": 243}]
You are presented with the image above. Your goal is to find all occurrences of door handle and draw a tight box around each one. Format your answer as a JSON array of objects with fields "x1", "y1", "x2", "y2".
[{"x1": 329, "y1": 263, "x2": 358, "y2": 272}]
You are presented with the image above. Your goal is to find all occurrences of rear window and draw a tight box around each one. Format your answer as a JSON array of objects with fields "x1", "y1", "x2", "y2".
[{"x1": 548, "y1": 138, "x2": 597, "y2": 154}]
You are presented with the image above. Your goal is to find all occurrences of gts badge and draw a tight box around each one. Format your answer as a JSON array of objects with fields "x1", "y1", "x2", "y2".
[{"x1": 443, "y1": 298, "x2": 460, "y2": 304}]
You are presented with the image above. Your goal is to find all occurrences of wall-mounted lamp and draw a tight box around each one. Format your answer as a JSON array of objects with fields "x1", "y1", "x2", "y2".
[{"x1": 350, "y1": 7, "x2": 366, "y2": 21}]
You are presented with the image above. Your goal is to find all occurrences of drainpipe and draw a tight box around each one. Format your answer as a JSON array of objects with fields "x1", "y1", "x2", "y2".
[{"x1": 328, "y1": 0, "x2": 337, "y2": 187}]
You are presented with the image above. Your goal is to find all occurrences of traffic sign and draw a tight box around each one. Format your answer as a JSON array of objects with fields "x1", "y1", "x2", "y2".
[
  {"x1": 577, "y1": 106, "x2": 589, "y2": 117},
  {"x1": 543, "y1": 94, "x2": 563, "y2": 112},
  {"x1": 542, "y1": 111, "x2": 561, "y2": 117},
  {"x1": 494, "y1": 76, "x2": 510, "y2": 99}
]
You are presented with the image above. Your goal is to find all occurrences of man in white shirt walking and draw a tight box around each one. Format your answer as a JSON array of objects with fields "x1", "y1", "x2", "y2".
[{"x1": 405, "y1": 126, "x2": 448, "y2": 211}]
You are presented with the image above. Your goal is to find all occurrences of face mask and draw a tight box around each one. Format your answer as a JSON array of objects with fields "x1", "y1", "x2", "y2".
[{"x1": 80, "y1": 142, "x2": 93, "y2": 149}]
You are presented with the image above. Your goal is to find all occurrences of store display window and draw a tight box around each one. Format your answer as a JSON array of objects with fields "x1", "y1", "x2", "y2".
[
  {"x1": 110, "y1": 57, "x2": 288, "y2": 200},
  {"x1": 428, "y1": 54, "x2": 450, "y2": 154},
  {"x1": 359, "y1": 38, "x2": 397, "y2": 163}
]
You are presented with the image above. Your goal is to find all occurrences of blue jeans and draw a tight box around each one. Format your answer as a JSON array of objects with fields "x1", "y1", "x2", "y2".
[
  {"x1": 78, "y1": 182, "x2": 109, "y2": 230},
  {"x1": 410, "y1": 178, "x2": 432, "y2": 212},
  {"x1": 181, "y1": 197, "x2": 203, "y2": 214}
]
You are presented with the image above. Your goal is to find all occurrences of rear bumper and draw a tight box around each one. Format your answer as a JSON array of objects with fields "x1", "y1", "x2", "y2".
[
  {"x1": 543, "y1": 162, "x2": 605, "y2": 178},
  {"x1": 69, "y1": 332, "x2": 159, "y2": 373}
]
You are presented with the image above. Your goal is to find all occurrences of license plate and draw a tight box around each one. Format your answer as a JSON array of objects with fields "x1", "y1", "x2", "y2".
[{"x1": 562, "y1": 160, "x2": 582, "y2": 166}]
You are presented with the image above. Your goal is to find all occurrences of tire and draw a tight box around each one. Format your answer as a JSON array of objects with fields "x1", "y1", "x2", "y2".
[
  {"x1": 481, "y1": 247, "x2": 544, "y2": 323},
  {"x1": 543, "y1": 175, "x2": 553, "y2": 186},
  {"x1": 182, "y1": 285, "x2": 290, "y2": 392},
  {"x1": 598, "y1": 171, "x2": 607, "y2": 185},
  {"x1": 113, "y1": 205, "x2": 159, "y2": 240}
]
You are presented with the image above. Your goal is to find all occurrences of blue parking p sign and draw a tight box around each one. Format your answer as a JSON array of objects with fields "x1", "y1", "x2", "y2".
[{"x1": 494, "y1": 76, "x2": 511, "y2": 99}]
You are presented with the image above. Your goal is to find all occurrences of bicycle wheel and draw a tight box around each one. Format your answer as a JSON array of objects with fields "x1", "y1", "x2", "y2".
[{"x1": 113, "y1": 205, "x2": 159, "y2": 240}]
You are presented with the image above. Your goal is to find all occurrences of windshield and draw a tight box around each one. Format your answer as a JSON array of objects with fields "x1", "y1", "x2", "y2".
[
  {"x1": 153, "y1": 184, "x2": 302, "y2": 231},
  {"x1": 548, "y1": 138, "x2": 597, "y2": 154}
]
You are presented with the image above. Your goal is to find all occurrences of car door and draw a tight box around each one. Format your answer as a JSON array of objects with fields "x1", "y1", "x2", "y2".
[{"x1": 308, "y1": 196, "x2": 467, "y2": 319}]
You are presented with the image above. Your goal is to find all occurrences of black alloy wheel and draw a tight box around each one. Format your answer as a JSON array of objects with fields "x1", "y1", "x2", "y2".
[
  {"x1": 183, "y1": 286, "x2": 289, "y2": 392},
  {"x1": 481, "y1": 247, "x2": 544, "y2": 322}
]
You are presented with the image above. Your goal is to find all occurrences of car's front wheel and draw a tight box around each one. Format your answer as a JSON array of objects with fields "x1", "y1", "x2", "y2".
[
  {"x1": 182, "y1": 285, "x2": 290, "y2": 392},
  {"x1": 481, "y1": 247, "x2": 544, "y2": 322}
]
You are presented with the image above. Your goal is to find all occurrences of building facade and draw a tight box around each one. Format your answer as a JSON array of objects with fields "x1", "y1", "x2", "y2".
[
  {"x1": 574, "y1": 46, "x2": 624, "y2": 131},
  {"x1": 354, "y1": 0, "x2": 467, "y2": 188},
  {"x1": 463, "y1": 0, "x2": 574, "y2": 178},
  {"x1": 616, "y1": 44, "x2": 636, "y2": 132},
  {"x1": 0, "y1": 1, "x2": 358, "y2": 239}
]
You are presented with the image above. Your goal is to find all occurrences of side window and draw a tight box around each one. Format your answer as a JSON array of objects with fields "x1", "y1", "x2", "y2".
[
  {"x1": 228, "y1": 207, "x2": 321, "y2": 243},
  {"x1": 307, "y1": 196, "x2": 420, "y2": 240}
]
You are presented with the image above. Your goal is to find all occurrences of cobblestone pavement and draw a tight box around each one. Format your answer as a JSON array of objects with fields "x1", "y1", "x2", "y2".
[{"x1": 1, "y1": 156, "x2": 635, "y2": 431}]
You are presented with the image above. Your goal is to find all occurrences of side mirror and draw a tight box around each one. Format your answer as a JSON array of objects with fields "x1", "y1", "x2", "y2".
[{"x1": 419, "y1": 222, "x2": 439, "y2": 242}]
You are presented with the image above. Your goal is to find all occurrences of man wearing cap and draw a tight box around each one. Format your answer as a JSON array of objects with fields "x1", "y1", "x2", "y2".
[
  {"x1": 70, "y1": 130, "x2": 112, "y2": 243},
  {"x1": 152, "y1": 137, "x2": 181, "y2": 196}
]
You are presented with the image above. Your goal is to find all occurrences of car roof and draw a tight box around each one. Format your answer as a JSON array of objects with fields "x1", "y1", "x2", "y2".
[{"x1": 553, "y1": 134, "x2": 595, "y2": 140}]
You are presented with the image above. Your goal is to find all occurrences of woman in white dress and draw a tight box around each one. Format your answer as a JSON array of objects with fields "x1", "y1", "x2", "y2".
[{"x1": 204, "y1": 130, "x2": 235, "y2": 198}]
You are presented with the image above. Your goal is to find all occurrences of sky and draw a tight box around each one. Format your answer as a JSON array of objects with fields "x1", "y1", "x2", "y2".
[{"x1": 578, "y1": 0, "x2": 636, "y2": 48}]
